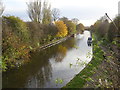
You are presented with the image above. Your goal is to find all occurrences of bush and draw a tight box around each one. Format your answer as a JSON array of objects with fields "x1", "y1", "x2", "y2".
[
  {"x1": 2, "y1": 16, "x2": 31, "y2": 70},
  {"x1": 2, "y1": 16, "x2": 30, "y2": 42},
  {"x1": 107, "y1": 16, "x2": 120, "y2": 42},
  {"x1": 27, "y1": 22, "x2": 58, "y2": 46},
  {"x1": 26, "y1": 22, "x2": 44, "y2": 46},
  {"x1": 92, "y1": 17, "x2": 109, "y2": 40}
]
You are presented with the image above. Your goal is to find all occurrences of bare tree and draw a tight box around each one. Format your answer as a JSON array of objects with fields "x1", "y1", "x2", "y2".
[
  {"x1": 52, "y1": 8, "x2": 60, "y2": 21},
  {"x1": 26, "y1": 0, "x2": 42, "y2": 23},
  {"x1": 42, "y1": 1, "x2": 52, "y2": 24},
  {"x1": 0, "y1": 0, "x2": 5, "y2": 16},
  {"x1": 71, "y1": 18, "x2": 79, "y2": 25}
]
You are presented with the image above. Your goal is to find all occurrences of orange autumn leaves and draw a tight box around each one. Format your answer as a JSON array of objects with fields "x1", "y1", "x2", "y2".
[{"x1": 55, "y1": 21, "x2": 68, "y2": 37}]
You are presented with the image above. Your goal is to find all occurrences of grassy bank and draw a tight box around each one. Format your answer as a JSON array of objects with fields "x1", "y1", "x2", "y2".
[{"x1": 63, "y1": 34, "x2": 104, "y2": 88}]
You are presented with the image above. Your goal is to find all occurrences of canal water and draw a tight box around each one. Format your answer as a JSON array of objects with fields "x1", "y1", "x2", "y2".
[{"x1": 3, "y1": 31, "x2": 92, "y2": 88}]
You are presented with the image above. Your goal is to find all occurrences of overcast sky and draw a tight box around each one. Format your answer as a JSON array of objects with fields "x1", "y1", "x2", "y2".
[{"x1": 3, "y1": 0, "x2": 120, "y2": 26}]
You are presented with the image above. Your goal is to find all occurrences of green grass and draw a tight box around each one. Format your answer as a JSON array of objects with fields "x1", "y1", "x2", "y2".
[{"x1": 63, "y1": 35, "x2": 104, "y2": 88}]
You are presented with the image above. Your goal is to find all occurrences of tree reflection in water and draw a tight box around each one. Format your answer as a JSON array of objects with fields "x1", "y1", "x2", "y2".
[
  {"x1": 3, "y1": 36, "x2": 81, "y2": 88},
  {"x1": 25, "y1": 49, "x2": 54, "y2": 88},
  {"x1": 26, "y1": 62, "x2": 52, "y2": 88},
  {"x1": 55, "y1": 45, "x2": 67, "y2": 62},
  {"x1": 3, "y1": 48, "x2": 53, "y2": 88},
  {"x1": 54, "y1": 38, "x2": 76, "y2": 62}
]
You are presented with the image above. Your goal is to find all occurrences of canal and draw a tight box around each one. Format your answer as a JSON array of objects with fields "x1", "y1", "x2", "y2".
[{"x1": 3, "y1": 31, "x2": 92, "y2": 88}]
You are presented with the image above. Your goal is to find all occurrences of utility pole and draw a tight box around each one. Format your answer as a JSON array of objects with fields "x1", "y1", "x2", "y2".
[{"x1": 105, "y1": 13, "x2": 118, "y2": 31}]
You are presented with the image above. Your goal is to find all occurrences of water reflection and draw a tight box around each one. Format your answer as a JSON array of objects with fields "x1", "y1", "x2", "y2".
[
  {"x1": 3, "y1": 49, "x2": 53, "y2": 88},
  {"x1": 54, "y1": 45, "x2": 67, "y2": 62},
  {"x1": 3, "y1": 31, "x2": 92, "y2": 88},
  {"x1": 26, "y1": 62, "x2": 52, "y2": 88}
]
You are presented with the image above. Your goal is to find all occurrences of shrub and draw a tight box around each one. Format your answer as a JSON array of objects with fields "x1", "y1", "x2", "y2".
[
  {"x1": 107, "y1": 16, "x2": 120, "y2": 42},
  {"x1": 2, "y1": 16, "x2": 31, "y2": 70},
  {"x1": 2, "y1": 16, "x2": 30, "y2": 42}
]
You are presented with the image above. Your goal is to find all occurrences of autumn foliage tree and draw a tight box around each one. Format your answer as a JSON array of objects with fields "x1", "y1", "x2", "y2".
[
  {"x1": 2, "y1": 16, "x2": 30, "y2": 70},
  {"x1": 59, "y1": 17, "x2": 76, "y2": 35},
  {"x1": 55, "y1": 21, "x2": 68, "y2": 37}
]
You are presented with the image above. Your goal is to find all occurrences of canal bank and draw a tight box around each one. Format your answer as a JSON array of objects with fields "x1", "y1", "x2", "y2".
[
  {"x1": 33, "y1": 35, "x2": 71, "y2": 51},
  {"x1": 63, "y1": 34, "x2": 120, "y2": 88}
]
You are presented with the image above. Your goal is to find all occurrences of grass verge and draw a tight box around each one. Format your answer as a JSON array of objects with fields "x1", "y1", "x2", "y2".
[{"x1": 63, "y1": 35, "x2": 104, "y2": 88}]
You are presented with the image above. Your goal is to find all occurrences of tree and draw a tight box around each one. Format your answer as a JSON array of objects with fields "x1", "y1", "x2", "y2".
[
  {"x1": 59, "y1": 17, "x2": 68, "y2": 23},
  {"x1": 92, "y1": 20, "x2": 102, "y2": 34},
  {"x1": 27, "y1": 0, "x2": 42, "y2": 23},
  {"x1": 92, "y1": 16, "x2": 109, "y2": 40},
  {"x1": 52, "y1": 8, "x2": 60, "y2": 21},
  {"x1": 65, "y1": 20, "x2": 76, "y2": 35},
  {"x1": 71, "y1": 18, "x2": 79, "y2": 25},
  {"x1": 0, "y1": 0, "x2": 5, "y2": 16},
  {"x1": 76, "y1": 23, "x2": 85, "y2": 33},
  {"x1": 42, "y1": 1, "x2": 52, "y2": 24},
  {"x1": 55, "y1": 21, "x2": 68, "y2": 37},
  {"x1": 107, "y1": 16, "x2": 120, "y2": 42},
  {"x1": 60, "y1": 17, "x2": 76, "y2": 35},
  {"x1": 97, "y1": 19, "x2": 109, "y2": 38}
]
